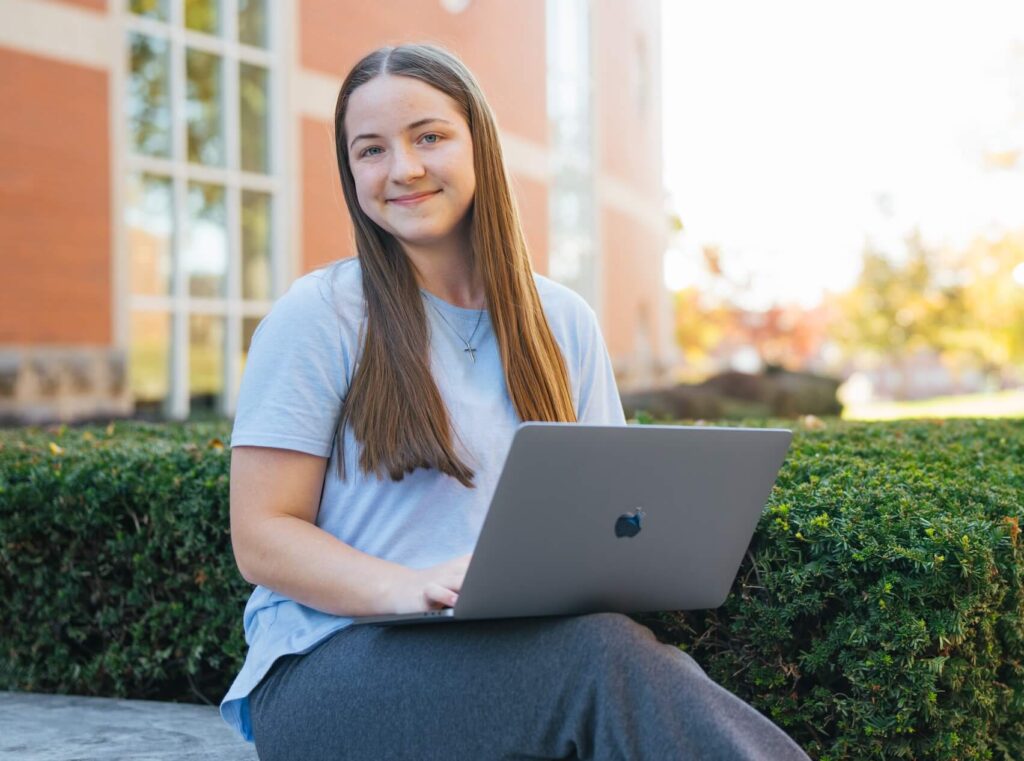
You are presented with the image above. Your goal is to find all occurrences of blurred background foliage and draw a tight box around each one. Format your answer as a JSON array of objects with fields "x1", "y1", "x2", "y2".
[{"x1": 665, "y1": 224, "x2": 1024, "y2": 420}]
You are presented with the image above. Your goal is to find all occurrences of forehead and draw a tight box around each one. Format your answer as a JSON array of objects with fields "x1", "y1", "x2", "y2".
[{"x1": 345, "y1": 75, "x2": 465, "y2": 135}]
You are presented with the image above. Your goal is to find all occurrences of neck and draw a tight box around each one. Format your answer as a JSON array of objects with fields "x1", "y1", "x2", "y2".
[{"x1": 400, "y1": 223, "x2": 485, "y2": 309}]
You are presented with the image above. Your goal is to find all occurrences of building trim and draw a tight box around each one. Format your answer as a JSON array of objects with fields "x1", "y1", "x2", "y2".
[
  {"x1": 283, "y1": 0, "x2": 302, "y2": 284},
  {"x1": 0, "y1": 0, "x2": 114, "y2": 70},
  {"x1": 596, "y1": 174, "x2": 666, "y2": 239},
  {"x1": 501, "y1": 133, "x2": 550, "y2": 185},
  {"x1": 586, "y1": 0, "x2": 603, "y2": 324},
  {"x1": 294, "y1": 67, "x2": 338, "y2": 121},
  {"x1": 109, "y1": 2, "x2": 127, "y2": 359}
]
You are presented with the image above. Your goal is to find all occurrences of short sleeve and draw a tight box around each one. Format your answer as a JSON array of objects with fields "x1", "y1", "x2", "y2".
[
  {"x1": 575, "y1": 305, "x2": 627, "y2": 426},
  {"x1": 230, "y1": 273, "x2": 354, "y2": 457}
]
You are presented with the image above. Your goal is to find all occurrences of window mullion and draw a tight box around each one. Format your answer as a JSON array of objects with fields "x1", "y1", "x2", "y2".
[
  {"x1": 271, "y1": 0, "x2": 291, "y2": 298},
  {"x1": 223, "y1": 0, "x2": 240, "y2": 49},
  {"x1": 223, "y1": 0, "x2": 242, "y2": 416},
  {"x1": 224, "y1": 192, "x2": 242, "y2": 419},
  {"x1": 169, "y1": 16, "x2": 189, "y2": 420}
]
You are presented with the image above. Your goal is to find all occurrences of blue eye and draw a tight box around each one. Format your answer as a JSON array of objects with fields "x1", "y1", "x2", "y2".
[
  {"x1": 360, "y1": 146, "x2": 382, "y2": 158},
  {"x1": 422, "y1": 134, "x2": 440, "y2": 144}
]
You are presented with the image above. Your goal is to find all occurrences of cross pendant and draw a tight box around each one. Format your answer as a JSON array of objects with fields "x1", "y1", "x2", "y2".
[{"x1": 464, "y1": 346, "x2": 477, "y2": 363}]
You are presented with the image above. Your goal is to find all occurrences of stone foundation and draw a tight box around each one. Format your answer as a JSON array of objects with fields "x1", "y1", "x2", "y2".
[{"x1": 0, "y1": 346, "x2": 133, "y2": 426}]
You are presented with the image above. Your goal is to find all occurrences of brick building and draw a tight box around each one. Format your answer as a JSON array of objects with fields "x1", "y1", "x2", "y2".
[{"x1": 0, "y1": 0, "x2": 673, "y2": 423}]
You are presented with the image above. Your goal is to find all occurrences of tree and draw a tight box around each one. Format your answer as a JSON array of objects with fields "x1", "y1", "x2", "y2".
[
  {"x1": 831, "y1": 231, "x2": 952, "y2": 396},
  {"x1": 955, "y1": 229, "x2": 1024, "y2": 372},
  {"x1": 831, "y1": 227, "x2": 1024, "y2": 393}
]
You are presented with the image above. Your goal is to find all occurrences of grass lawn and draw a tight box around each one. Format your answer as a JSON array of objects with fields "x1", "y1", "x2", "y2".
[{"x1": 842, "y1": 388, "x2": 1024, "y2": 420}]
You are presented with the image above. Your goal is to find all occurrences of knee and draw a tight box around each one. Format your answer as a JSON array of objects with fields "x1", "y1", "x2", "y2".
[
  {"x1": 563, "y1": 612, "x2": 653, "y2": 661},
  {"x1": 574, "y1": 611, "x2": 649, "y2": 635}
]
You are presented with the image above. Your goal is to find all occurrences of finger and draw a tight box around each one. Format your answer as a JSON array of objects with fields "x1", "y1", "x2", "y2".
[
  {"x1": 425, "y1": 583, "x2": 459, "y2": 609},
  {"x1": 426, "y1": 591, "x2": 457, "y2": 609},
  {"x1": 444, "y1": 569, "x2": 467, "y2": 592}
]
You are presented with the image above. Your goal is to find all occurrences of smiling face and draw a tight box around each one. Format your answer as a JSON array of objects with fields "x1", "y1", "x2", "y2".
[{"x1": 344, "y1": 75, "x2": 476, "y2": 255}]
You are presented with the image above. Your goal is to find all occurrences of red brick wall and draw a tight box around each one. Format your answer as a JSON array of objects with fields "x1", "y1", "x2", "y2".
[
  {"x1": 0, "y1": 48, "x2": 110, "y2": 344},
  {"x1": 592, "y1": 0, "x2": 667, "y2": 368},
  {"x1": 509, "y1": 175, "x2": 549, "y2": 275},
  {"x1": 300, "y1": 0, "x2": 547, "y2": 145},
  {"x1": 50, "y1": 0, "x2": 106, "y2": 10},
  {"x1": 601, "y1": 208, "x2": 665, "y2": 360},
  {"x1": 301, "y1": 117, "x2": 353, "y2": 272},
  {"x1": 594, "y1": 0, "x2": 663, "y2": 203}
]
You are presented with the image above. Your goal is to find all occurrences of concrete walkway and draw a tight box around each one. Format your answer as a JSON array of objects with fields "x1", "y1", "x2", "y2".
[{"x1": 0, "y1": 691, "x2": 257, "y2": 760}]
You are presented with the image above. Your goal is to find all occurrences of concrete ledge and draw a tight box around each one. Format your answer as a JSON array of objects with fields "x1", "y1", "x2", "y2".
[{"x1": 0, "y1": 691, "x2": 257, "y2": 761}]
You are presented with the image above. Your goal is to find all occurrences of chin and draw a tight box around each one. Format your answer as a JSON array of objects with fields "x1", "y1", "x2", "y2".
[{"x1": 392, "y1": 225, "x2": 460, "y2": 248}]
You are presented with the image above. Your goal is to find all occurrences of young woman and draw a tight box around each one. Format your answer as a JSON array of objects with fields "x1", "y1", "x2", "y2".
[{"x1": 220, "y1": 43, "x2": 809, "y2": 760}]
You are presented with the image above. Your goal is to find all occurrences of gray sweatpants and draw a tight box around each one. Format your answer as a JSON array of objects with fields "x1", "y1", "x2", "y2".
[{"x1": 249, "y1": 612, "x2": 810, "y2": 760}]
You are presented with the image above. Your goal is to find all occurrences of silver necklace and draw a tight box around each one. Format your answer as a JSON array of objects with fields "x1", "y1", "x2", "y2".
[{"x1": 424, "y1": 296, "x2": 485, "y2": 362}]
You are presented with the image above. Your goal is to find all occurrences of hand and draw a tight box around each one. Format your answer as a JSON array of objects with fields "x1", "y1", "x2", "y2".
[{"x1": 385, "y1": 553, "x2": 472, "y2": 614}]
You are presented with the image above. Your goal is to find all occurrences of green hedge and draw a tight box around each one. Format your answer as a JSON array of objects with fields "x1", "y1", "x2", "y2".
[
  {"x1": 2, "y1": 418, "x2": 1023, "y2": 759},
  {"x1": 0, "y1": 422, "x2": 247, "y2": 706}
]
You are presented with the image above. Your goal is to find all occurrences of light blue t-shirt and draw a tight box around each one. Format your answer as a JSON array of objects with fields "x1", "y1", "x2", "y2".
[{"x1": 220, "y1": 257, "x2": 626, "y2": 742}]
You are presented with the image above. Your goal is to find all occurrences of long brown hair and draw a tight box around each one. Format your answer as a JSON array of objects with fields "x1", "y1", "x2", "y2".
[{"x1": 333, "y1": 43, "x2": 576, "y2": 487}]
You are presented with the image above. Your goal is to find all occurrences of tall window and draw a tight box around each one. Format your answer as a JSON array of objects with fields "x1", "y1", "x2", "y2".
[
  {"x1": 546, "y1": 0, "x2": 599, "y2": 312},
  {"x1": 124, "y1": 0, "x2": 281, "y2": 419}
]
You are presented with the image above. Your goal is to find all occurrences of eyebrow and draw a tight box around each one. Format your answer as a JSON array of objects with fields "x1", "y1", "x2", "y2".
[{"x1": 349, "y1": 118, "x2": 455, "y2": 151}]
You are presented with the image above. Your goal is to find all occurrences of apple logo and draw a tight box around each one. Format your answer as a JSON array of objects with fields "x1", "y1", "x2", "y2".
[{"x1": 614, "y1": 508, "x2": 645, "y2": 538}]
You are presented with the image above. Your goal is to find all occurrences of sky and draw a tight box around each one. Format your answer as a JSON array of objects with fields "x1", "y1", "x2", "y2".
[{"x1": 661, "y1": 0, "x2": 1024, "y2": 310}]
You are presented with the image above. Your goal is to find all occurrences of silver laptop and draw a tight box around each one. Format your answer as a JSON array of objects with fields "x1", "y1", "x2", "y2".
[{"x1": 351, "y1": 422, "x2": 792, "y2": 626}]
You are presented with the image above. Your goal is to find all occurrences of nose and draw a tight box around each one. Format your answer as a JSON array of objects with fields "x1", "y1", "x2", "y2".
[{"x1": 388, "y1": 143, "x2": 426, "y2": 184}]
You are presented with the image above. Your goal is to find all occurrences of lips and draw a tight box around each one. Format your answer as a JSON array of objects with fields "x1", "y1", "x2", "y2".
[{"x1": 388, "y1": 190, "x2": 441, "y2": 204}]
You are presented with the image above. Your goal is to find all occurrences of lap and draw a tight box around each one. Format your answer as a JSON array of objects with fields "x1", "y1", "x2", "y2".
[
  {"x1": 249, "y1": 613, "x2": 672, "y2": 760},
  {"x1": 247, "y1": 613, "x2": 807, "y2": 761}
]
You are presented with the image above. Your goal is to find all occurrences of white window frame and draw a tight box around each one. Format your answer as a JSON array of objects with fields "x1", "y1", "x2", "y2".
[
  {"x1": 545, "y1": 0, "x2": 601, "y2": 318},
  {"x1": 113, "y1": 0, "x2": 290, "y2": 420}
]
